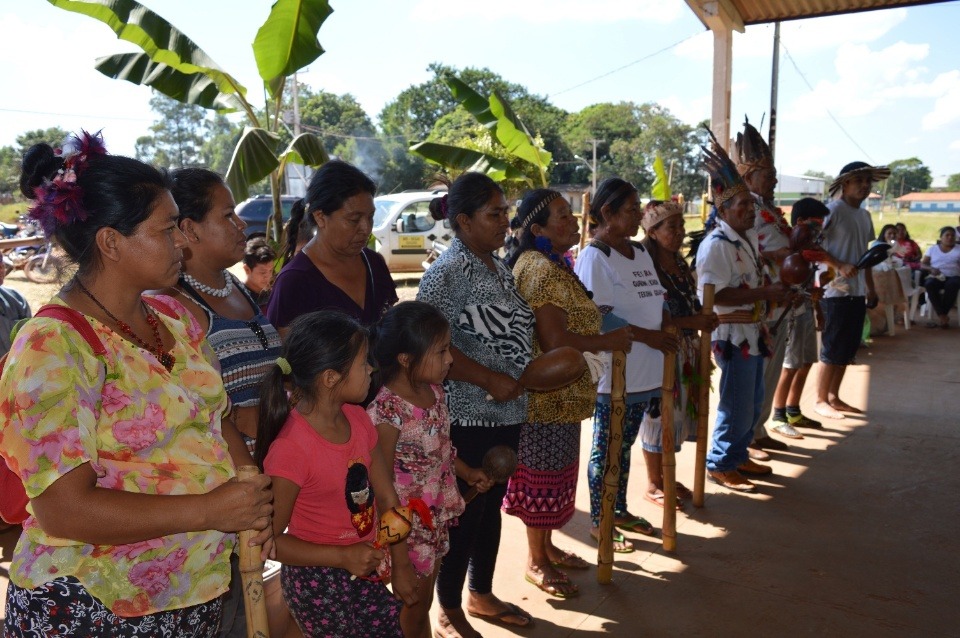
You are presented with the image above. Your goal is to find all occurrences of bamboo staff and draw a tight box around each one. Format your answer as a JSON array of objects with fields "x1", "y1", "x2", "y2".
[
  {"x1": 597, "y1": 350, "x2": 626, "y2": 584},
  {"x1": 579, "y1": 192, "x2": 591, "y2": 252},
  {"x1": 237, "y1": 465, "x2": 270, "y2": 638},
  {"x1": 660, "y1": 325, "x2": 679, "y2": 552},
  {"x1": 693, "y1": 284, "x2": 715, "y2": 508}
]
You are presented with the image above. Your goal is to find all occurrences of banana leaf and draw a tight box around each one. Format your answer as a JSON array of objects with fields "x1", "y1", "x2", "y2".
[
  {"x1": 409, "y1": 142, "x2": 530, "y2": 184},
  {"x1": 489, "y1": 93, "x2": 551, "y2": 185},
  {"x1": 225, "y1": 127, "x2": 282, "y2": 202},
  {"x1": 444, "y1": 76, "x2": 497, "y2": 129},
  {"x1": 277, "y1": 133, "x2": 329, "y2": 177},
  {"x1": 48, "y1": 0, "x2": 246, "y2": 99},
  {"x1": 254, "y1": 0, "x2": 333, "y2": 95},
  {"x1": 95, "y1": 53, "x2": 242, "y2": 111}
]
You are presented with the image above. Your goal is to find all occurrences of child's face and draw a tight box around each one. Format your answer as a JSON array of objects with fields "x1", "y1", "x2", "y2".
[
  {"x1": 340, "y1": 342, "x2": 373, "y2": 403},
  {"x1": 412, "y1": 330, "x2": 453, "y2": 386}
]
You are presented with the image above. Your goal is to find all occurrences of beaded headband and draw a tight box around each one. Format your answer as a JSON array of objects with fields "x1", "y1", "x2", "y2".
[{"x1": 513, "y1": 191, "x2": 562, "y2": 231}]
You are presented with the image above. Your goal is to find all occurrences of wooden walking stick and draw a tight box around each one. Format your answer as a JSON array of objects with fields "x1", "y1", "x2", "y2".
[
  {"x1": 597, "y1": 350, "x2": 626, "y2": 584},
  {"x1": 693, "y1": 284, "x2": 715, "y2": 508},
  {"x1": 660, "y1": 326, "x2": 679, "y2": 552},
  {"x1": 237, "y1": 465, "x2": 270, "y2": 638}
]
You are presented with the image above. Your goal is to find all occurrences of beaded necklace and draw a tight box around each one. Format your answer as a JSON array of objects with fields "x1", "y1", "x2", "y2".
[
  {"x1": 181, "y1": 270, "x2": 234, "y2": 298},
  {"x1": 75, "y1": 279, "x2": 175, "y2": 371}
]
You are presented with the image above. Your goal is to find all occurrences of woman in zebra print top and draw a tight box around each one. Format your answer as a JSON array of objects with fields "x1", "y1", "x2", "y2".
[{"x1": 417, "y1": 172, "x2": 536, "y2": 636}]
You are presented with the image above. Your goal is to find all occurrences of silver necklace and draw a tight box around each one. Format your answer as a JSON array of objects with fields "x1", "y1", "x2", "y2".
[{"x1": 182, "y1": 270, "x2": 234, "y2": 298}]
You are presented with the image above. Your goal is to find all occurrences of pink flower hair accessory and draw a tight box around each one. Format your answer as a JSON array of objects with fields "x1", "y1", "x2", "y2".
[{"x1": 28, "y1": 130, "x2": 107, "y2": 236}]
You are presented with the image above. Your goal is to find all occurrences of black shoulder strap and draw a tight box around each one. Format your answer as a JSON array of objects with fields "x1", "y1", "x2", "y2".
[{"x1": 588, "y1": 239, "x2": 611, "y2": 257}]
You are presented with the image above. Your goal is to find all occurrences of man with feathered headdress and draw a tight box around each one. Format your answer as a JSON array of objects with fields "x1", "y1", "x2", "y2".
[
  {"x1": 814, "y1": 161, "x2": 889, "y2": 419},
  {"x1": 735, "y1": 117, "x2": 817, "y2": 451},
  {"x1": 695, "y1": 129, "x2": 791, "y2": 493}
]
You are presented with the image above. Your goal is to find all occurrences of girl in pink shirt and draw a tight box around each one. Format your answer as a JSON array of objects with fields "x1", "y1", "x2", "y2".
[
  {"x1": 256, "y1": 311, "x2": 417, "y2": 637},
  {"x1": 368, "y1": 302, "x2": 492, "y2": 638}
]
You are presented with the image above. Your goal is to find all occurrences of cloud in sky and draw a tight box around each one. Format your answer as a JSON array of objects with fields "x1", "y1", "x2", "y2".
[
  {"x1": 921, "y1": 71, "x2": 960, "y2": 131},
  {"x1": 674, "y1": 7, "x2": 907, "y2": 60},
  {"x1": 410, "y1": 0, "x2": 682, "y2": 24},
  {"x1": 950, "y1": 140, "x2": 960, "y2": 151}
]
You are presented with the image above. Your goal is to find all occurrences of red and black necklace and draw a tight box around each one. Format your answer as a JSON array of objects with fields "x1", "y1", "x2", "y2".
[{"x1": 75, "y1": 279, "x2": 176, "y2": 371}]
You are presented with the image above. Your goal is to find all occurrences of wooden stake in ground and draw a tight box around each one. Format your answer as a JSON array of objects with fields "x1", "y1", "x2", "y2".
[
  {"x1": 660, "y1": 325, "x2": 679, "y2": 552},
  {"x1": 693, "y1": 284, "x2": 715, "y2": 508},
  {"x1": 597, "y1": 350, "x2": 626, "y2": 584},
  {"x1": 237, "y1": 465, "x2": 270, "y2": 638}
]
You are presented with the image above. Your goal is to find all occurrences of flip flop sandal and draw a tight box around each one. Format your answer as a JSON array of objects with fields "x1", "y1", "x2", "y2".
[
  {"x1": 467, "y1": 602, "x2": 533, "y2": 628},
  {"x1": 589, "y1": 529, "x2": 635, "y2": 553},
  {"x1": 549, "y1": 550, "x2": 590, "y2": 570},
  {"x1": 615, "y1": 514, "x2": 656, "y2": 536},
  {"x1": 675, "y1": 482, "x2": 694, "y2": 501},
  {"x1": 524, "y1": 572, "x2": 579, "y2": 599},
  {"x1": 644, "y1": 491, "x2": 683, "y2": 510}
]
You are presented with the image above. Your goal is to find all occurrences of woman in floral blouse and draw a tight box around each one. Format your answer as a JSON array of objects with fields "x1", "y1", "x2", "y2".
[{"x1": 0, "y1": 132, "x2": 272, "y2": 637}]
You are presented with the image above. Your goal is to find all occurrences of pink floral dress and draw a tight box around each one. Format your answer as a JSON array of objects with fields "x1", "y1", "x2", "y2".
[
  {"x1": 0, "y1": 295, "x2": 235, "y2": 616},
  {"x1": 367, "y1": 384, "x2": 464, "y2": 576}
]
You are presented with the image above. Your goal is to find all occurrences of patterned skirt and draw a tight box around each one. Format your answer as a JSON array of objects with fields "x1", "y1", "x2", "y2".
[{"x1": 502, "y1": 421, "x2": 580, "y2": 530}]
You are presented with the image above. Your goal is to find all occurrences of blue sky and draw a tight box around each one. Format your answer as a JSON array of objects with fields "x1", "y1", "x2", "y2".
[{"x1": 2, "y1": 0, "x2": 958, "y2": 185}]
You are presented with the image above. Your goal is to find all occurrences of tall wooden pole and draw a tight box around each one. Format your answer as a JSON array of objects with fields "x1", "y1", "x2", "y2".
[
  {"x1": 597, "y1": 350, "x2": 626, "y2": 584},
  {"x1": 579, "y1": 192, "x2": 591, "y2": 252},
  {"x1": 693, "y1": 284, "x2": 716, "y2": 508},
  {"x1": 660, "y1": 325, "x2": 679, "y2": 552},
  {"x1": 237, "y1": 466, "x2": 270, "y2": 638}
]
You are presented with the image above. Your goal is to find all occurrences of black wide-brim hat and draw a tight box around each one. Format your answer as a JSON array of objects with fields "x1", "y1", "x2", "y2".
[{"x1": 828, "y1": 161, "x2": 891, "y2": 196}]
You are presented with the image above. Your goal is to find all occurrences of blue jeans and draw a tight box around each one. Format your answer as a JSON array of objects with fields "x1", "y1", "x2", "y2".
[{"x1": 707, "y1": 347, "x2": 765, "y2": 472}]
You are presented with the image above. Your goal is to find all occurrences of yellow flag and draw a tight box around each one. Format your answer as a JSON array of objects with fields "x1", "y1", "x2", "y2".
[{"x1": 651, "y1": 154, "x2": 671, "y2": 201}]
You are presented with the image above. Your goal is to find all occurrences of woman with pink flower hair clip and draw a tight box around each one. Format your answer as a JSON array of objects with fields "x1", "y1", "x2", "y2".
[{"x1": 0, "y1": 131, "x2": 273, "y2": 637}]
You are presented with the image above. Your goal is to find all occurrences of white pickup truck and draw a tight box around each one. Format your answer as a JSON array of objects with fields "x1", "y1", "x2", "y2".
[{"x1": 372, "y1": 189, "x2": 452, "y2": 272}]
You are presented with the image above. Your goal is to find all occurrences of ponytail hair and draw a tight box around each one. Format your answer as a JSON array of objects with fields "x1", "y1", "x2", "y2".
[
  {"x1": 370, "y1": 301, "x2": 449, "y2": 391},
  {"x1": 255, "y1": 311, "x2": 368, "y2": 469},
  {"x1": 282, "y1": 198, "x2": 308, "y2": 265}
]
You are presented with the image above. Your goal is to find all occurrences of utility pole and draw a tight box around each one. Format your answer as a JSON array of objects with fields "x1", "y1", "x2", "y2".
[{"x1": 589, "y1": 138, "x2": 602, "y2": 194}]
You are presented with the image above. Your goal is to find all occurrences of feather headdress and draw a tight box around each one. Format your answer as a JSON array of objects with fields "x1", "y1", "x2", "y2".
[
  {"x1": 28, "y1": 130, "x2": 107, "y2": 236},
  {"x1": 734, "y1": 116, "x2": 774, "y2": 177},
  {"x1": 701, "y1": 126, "x2": 748, "y2": 210}
]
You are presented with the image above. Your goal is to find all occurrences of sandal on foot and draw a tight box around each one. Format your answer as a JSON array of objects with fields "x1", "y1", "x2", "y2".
[
  {"x1": 675, "y1": 482, "x2": 693, "y2": 500},
  {"x1": 549, "y1": 549, "x2": 590, "y2": 570},
  {"x1": 466, "y1": 602, "x2": 533, "y2": 629},
  {"x1": 614, "y1": 513, "x2": 656, "y2": 536},
  {"x1": 525, "y1": 571, "x2": 579, "y2": 598},
  {"x1": 644, "y1": 491, "x2": 682, "y2": 510},
  {"x1": 589, "y1": 528, "x2": 635, "y2": 553}
]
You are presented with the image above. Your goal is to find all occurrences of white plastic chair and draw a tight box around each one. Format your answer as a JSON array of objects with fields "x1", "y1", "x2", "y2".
[{"x1": 897, "y1": 267, "x2": 923, "y2": 329}]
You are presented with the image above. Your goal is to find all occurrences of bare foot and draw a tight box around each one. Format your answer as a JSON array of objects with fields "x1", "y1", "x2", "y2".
[
  {"x1": 828, "y1": 399, "x2": 863, "y2": 414},
  {"x1": 437, "y1": 607, "x2": 483, "y2": 638},
  {"x1": 814, "y1": 402, "x2": 845, "y2": 419}
]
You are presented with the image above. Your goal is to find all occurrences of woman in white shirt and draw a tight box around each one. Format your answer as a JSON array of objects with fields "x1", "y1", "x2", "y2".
[{"x1": 921, "y1": 226, "x2": 960, "y2": 328}]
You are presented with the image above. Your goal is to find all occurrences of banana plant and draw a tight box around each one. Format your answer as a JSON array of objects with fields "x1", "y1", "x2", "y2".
[
  {"x1": 410, "y1": 74, "x2": 552, "y2": 186},
  {"x1": 48, "y1": 0, "x2": 332, "y2": 243}
]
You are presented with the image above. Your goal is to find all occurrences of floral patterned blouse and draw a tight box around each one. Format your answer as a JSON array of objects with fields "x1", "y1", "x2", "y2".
[
  {"x1": 0, "y1": 295, "x2": 235, "y2": 617},
  {"x1": 367, "y1": 384, "x2": 464, "y2": 529},
  {"x1": 513, "y1": 250, "x2": 600, "y2": 423}
]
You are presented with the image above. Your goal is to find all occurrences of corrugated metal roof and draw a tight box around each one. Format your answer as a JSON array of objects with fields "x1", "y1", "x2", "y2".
[
  {"x1": 686, "y1": 0, "x2": 954, "y2": 27},
  {"x1": 895, "y1": 192, "x2": 960, "y2": 202}
]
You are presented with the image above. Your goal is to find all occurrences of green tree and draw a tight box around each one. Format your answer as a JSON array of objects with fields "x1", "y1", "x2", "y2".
[
  {"x1": 201, "y1": 113, "x2": 242, "y2": 175},
  {"x1": 946, "y1": 173, "x2": 960, "y2": 191},
  {"x1": 16, "y1": 127, "x2": 72, "y2": 152},
  {"x1": 50, "y1": 0, "x2": 332, "y2": 242},
  {"x1": 135, "y1": 92, "x2": 206, "y2": 169},
  {"x1": 885, "y1": 157, "x2": 932, "y2": 196}
]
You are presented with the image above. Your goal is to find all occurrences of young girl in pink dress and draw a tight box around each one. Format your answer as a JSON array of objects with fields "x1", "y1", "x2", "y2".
[
  {"x1": 368, "y1": 301, "x2": 492, "y2": 638},
  {"x1": 256, "y1": 311, "x2": 418, "y2": 638}
]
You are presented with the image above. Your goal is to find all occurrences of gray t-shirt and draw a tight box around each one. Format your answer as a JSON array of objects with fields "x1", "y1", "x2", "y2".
[
  {"x1": 822, "y1": 199, "x2": 875, "y2": 298},
  {"x1": 0, "y1": 286, "x2": 31, "y2": 356}
]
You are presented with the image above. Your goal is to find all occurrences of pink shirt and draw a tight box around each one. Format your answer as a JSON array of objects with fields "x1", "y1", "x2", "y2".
[{"x1": 264, "y1": 404, "x2": 378, "y2": 545}]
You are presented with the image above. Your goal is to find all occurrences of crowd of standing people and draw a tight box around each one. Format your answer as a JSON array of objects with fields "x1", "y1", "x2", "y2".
[{"x1": 0, "y1": 121, "x2": 940, "y2": 638}]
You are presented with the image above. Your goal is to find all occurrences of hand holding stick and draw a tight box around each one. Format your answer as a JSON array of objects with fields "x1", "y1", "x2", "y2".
[{"x1": 237, "y1": 466, "x2": 270, "y2": 638}]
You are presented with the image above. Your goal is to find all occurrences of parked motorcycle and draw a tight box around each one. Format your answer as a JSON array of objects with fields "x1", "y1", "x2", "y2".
[{"x1": 23, "y1": 241, "x2": 67, "y2": 284}]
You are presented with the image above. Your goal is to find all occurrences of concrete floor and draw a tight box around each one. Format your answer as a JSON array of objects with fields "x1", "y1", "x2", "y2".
[{"x1": 0, "y1": 321, "x2": 957, "y2": 636}]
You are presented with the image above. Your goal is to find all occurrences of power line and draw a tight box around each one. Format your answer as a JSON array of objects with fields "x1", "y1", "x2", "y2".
[
  {"x1": 548, "y1": 32, "x2": 702, "y2": 98},
  {"x1": 779, "y1": 42, "x2": 875, "y2": 163},
  {"x1": 0, "y1": 106, "x2": 153, "y2": 123}
]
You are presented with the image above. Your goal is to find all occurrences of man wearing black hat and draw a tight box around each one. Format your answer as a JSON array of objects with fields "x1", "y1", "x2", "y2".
[{"x1": 815, "y1": 162, "x2": 889, "y2": 419}]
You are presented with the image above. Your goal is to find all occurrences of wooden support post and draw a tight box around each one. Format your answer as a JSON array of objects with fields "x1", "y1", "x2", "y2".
[
  {"x1": 693, "y1": 284, "x2": 716, "y2": 508},
  {"x1": 597, "y1": 350, "x2": 626, "y2": 584},
  {"x1": 660, "y1": 325, "x2": 679, "y2": 552}
]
